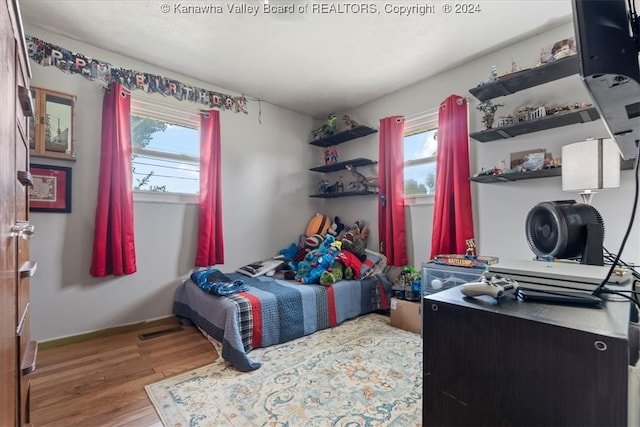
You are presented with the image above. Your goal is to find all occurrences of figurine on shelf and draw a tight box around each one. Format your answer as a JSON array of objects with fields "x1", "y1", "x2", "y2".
[
  {"x1": 319, "y1": 178, "x2": 330, "y2": 194},
  {"x1": 474, "y1": 162, "x2": 506, "y2": 176},
  {"x1": 465, "y1": 239, "x2": 477, "y2": 257},
  {"x1": 489, "y1": 65, "x2": 498, "y2": 82},
  {"x1": 329, "y1": 148, "x2": 338, "y2": 164},
  {"x1": 311, "y1": 113, "x2": 338, "y2": 140},
  {"x1": 346, "y1": 164, "x2": 378, "y2": 192},
  {"x1": 496, "y1": 115, "x2": 514, "y2": 128},
  {"x1": 324, "y1": 147, "x2": 338, "y2": 165},
  {"x1": 547, "y1": 102, "x2": 591, "y2": 115},
  {"x1": 544, "y1": 157, "x2": 562, "y2": 168},
  {"x1": 324, "y1": 176, "x2": 344, "y2": 194},
  {"x1": 342, "y1": 115, "x2": 360, "y2": 130},
  {"x1": 476, "y1": 100, "x2": 504, "y2": 130},
  {"x1": 510, "y1": 58, "x2": 519, "y2": 73}
]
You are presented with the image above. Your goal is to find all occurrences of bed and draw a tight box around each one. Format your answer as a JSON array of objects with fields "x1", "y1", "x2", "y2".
[{"x1": 173, "y1": 272, "x2": 392, "y2": 372}]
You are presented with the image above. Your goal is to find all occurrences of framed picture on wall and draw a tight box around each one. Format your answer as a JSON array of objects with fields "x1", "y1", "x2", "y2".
[{"x1": 29, "y1": 164, "x2": 72, "y2": 213}]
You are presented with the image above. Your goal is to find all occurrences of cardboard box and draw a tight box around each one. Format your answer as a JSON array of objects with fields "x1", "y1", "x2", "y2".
[{"x1": 390, "y1": 298, "x2": 421, "y2": 334}]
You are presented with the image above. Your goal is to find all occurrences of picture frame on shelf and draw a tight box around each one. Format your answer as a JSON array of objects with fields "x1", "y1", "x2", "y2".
[
  {"x1": 29, "y1": 163, "x2": 72, "y2": 213},
  {"x1": 540, "y1": 37, "x2": 576, "y2": 65},
  {"x1": 510, "y1": 149, "x2": 546, "y2": 171}
]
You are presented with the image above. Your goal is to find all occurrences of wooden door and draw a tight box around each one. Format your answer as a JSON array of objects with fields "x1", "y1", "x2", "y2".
[
  {"x1": 1, "y1": 0, "x2": 34, "y2": 424},
  {"x1": 0, "y1": 0, "x2": 19, "y2": 424},
  {"x1": 15, "y1": 20, "x2": 34, "y2": 425}
]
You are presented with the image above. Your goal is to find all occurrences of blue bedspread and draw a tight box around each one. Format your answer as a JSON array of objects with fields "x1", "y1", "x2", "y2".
[{"x1": 173, "y1": 273, "x2": 392, "y2": 371}]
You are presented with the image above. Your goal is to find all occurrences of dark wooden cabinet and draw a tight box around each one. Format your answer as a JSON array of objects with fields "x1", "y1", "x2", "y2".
[
  {"x1": 423, "y1": 286, "x2": 631, "y2": 426},
  {"x1": 1, "y1": 0, "x2": 36, "y2": 425}
]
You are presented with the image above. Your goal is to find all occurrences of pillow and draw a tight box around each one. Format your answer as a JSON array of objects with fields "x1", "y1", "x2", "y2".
[
  {"x1": 236, "y1": 258, "x2": 284, "y2": 278},
  {"x1": 359, "y1": 249, "x2": 388, "y2": 279}
]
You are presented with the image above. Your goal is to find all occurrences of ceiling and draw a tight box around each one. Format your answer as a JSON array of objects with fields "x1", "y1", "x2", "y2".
[{"x1": 19, "y1": 0, "x2": 574, "y2": 118}]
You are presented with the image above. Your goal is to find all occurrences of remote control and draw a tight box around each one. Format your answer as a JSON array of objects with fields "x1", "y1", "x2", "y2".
[
  {"x1": 460, "y1": 281, "x2": 505, "y2": 298},
  {"x1": 460, "y1": 274, "x2": 518, "y2": 299}
]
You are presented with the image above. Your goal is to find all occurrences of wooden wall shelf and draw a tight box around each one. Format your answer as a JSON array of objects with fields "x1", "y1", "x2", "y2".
[
  {"x1": 310, "y1": 157, "x2": 377, "y2": 173},
  {"x1": 308, "y1": 125, "x2": 378, "y2": 198},
  {"x1": 470, "y1": 159, "x2": 635, "y2": 183},
  {"x1": 309, "y1": 190, "x2": 377, "y2": 199},
  {"x1": 309, "y1": 125, "x2": 377, "y2": 148},
  {"x1": 469, "y1": 56, "x2": 580, "y2": 101},
  {"x1": 470, "y1": 168, "x2": 561, "y2": 183},
  {"x1": 469, "y1": 107, "x2": 599, "y2": 142}
]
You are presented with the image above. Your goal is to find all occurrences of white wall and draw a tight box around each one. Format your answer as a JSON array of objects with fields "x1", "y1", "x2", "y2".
[
  {"x1": 345, "y1": 21, "x2": 639, "y2": 268},
  {"x1": 26, "y1": 27, "x2": 317, "y2": 341},
  {"x1": 28, "y1": 20, "x2": 640, "y2": 341}
]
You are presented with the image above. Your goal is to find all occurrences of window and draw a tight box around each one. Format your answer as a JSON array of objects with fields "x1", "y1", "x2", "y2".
[
  {"x1": 404, "y1": 112, "x2": 438, "y2": 197},
  {"x1": 130, "y1": 99, "x2": 200, "y2": 195}
]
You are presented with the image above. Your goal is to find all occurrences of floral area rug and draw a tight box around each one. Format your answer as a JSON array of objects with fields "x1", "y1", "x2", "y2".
[{"x1": 145, "y1": 313, "x2": 423, "y2": 426}]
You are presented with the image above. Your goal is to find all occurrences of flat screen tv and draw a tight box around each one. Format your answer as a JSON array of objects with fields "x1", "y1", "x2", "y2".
[{"x1": 572, "y1": 0, "x2": 640, "y2": 160}]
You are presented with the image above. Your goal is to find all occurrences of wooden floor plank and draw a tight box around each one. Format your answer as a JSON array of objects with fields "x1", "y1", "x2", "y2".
[
  {"x1": 30, "y1": 317, "x2": 217, "y2": 426},
  {"x1": 31, "y1": 351, "x2": 143, "y2": 388},
  {"x1": 156, "y1": 352, "x2": 218, "y2": 377}
]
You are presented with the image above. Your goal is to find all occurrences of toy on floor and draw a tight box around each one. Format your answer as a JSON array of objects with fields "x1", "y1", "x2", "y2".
[{"x1": 391, "y1": 266, "x2": 422, "y2": 301}]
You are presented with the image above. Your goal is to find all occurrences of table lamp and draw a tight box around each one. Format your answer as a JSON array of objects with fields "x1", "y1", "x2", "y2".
[{"x1": 561, "y1": 138, "x2": 620, "y2": 204}]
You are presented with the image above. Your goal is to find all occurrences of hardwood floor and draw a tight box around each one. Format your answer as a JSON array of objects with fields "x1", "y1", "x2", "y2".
[{"x1": 29, "y1": 317, "x2": 218, "y2": 426}]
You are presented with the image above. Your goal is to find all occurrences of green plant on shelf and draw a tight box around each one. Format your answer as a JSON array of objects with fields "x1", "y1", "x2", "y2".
[{"x1": 476, "y1": 100, "x2": 504, "y2": 130}]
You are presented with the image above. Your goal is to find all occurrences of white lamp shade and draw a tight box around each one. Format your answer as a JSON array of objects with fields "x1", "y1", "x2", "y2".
[{"x1": 562, "y1": 138, "x2": 620, "y2": 192}]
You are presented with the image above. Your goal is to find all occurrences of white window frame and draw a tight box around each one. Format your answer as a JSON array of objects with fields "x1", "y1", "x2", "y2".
[
  {"x1": 130, "y1": 96, "x2": 201, "y2": 205},
  {"x1": 403, "y1": 111, "x2": 438, "y2": 206}
]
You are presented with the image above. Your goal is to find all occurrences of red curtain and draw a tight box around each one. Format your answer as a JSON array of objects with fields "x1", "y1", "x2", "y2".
[
  {"x1": 430, "y1": 95, "x2": 475, "y2": 258},
  {"x1": 90, "y1": 82, "x2": 137, "y2": 277},
  {"x1": 195, "y1": 110, "x2": 225, "y2": 267},
  {"x1": 378, "y1": 116, "x2": 408, "y2": 266}
]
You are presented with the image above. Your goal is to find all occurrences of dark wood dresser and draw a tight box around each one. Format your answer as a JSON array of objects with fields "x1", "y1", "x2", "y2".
[
  {"x1": 423, "y1": 285, "x2": 632, "y2": 426},
  {"x1": 1, "y1": 0, "x2": 37, "y2": 424}
]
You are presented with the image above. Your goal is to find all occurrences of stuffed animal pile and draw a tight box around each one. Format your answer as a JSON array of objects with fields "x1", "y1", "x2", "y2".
[
  {"x1": 278, "y1": 215, "x2": 371, "y2": 285},
  {"x1": 294, "y1": 236, "x2": 342, "y2": 284}
]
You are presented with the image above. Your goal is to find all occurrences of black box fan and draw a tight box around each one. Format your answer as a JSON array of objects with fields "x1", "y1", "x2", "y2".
[{"x1": 525, "y1": 200, "x2": 605, "y2": 266}]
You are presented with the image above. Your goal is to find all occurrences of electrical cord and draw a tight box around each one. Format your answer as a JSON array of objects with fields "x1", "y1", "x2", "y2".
[
  {"x1": 599, "y1": 289, "x2": 639, "y2": 307},
  {"x1": 602, "y1": 247, "x2": 640, "y2": 307},
  {"x1": 604, "y1": 248, "x2": 640, "y2": 278},
  {"x1": 592, "y1": 143, "x2": 640, "y2": 298},
  {"x1": 630, "y1": 0, "x2": 640, "y2": 50}
]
